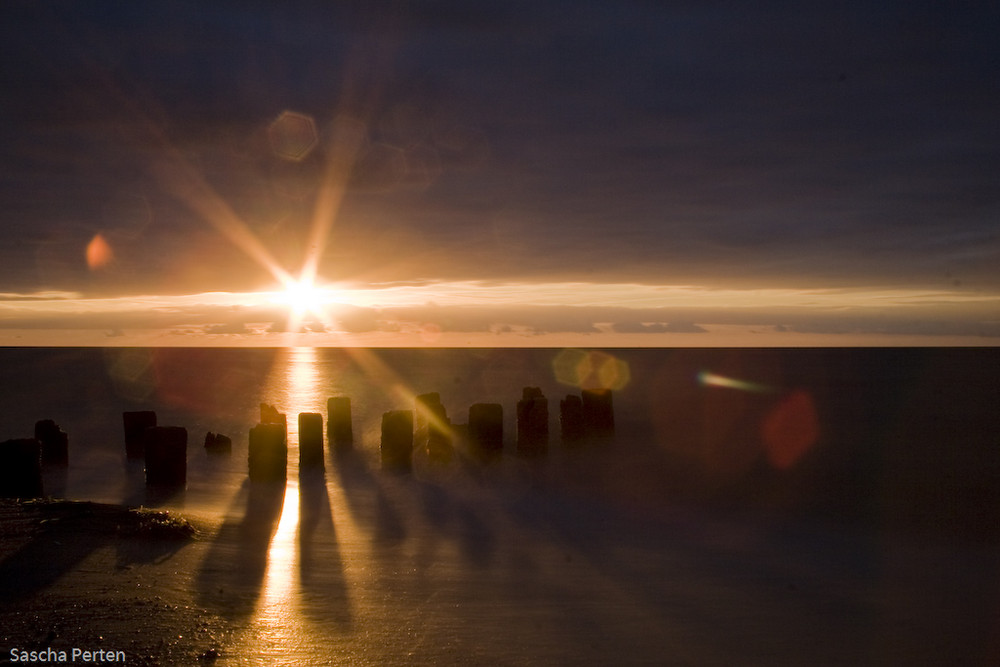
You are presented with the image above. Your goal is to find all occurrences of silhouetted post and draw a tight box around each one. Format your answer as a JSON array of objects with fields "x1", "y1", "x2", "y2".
[
  {"x1": 415, "y1": 392, "x2": 451, "y2": 463},
  {"x1": 123, "y1": 410, "x2": 157, "y2": 459},
  {"x1": 327, "y1": 396, "x2": 353, "y2": 451},
  {"x1": 516, "y1": 387, "x2": 548, "y2": 457},
  {"x1": 144, "y1": 426, "x2": 187, "y2": 486},
  {"x1": 415, "y1": 392, "x2": 444, "y2": 427},
  {"x1": 249, "y1": 422, "x2": 287, "y2": 483},
  {"x1": 0, "y1": 439, "x2": 43, "y2": 498},
  {"x1": 469, "y1": 403, "x2": 503, "y2": 461},
  {"x1": 427, "y1": 415, "x2": 454, "y2": 464},
  {"x1": 204, "y1": 431, "x2": 232, "y2": 455},
  {"x1": 582, "y1": 388, "x2": 615, "y2": 441},
  {"x1": 299, "y1": 412, "x2": 325, "y2": 470},
  {"x1": 35, "y1": 419, "x2": 68, "y2": 466},
  {"x1": 260, "y1": 403, "x2": 286, "y2": 427},
  {"x1": 381, "y1": 410, "x2": 413, "y2": 472},
  {"x1": 560, "y1": 395, "x2": 585, "y2": 445}
]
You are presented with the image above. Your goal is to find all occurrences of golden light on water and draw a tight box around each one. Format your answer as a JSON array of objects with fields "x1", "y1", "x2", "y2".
[
  {"x1": 253, "y1": 346, "x2": 321, "y2": 651},
  {"x1": 257, "y1": 483, "x2": 301, "y2": 655}
]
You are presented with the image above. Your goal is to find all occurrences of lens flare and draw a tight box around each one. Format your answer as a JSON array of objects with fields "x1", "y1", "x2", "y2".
[
  {"x1": 553, "y1": 349, "x2": 630, "y2": 390},
  {"x1": 268, "y1": 110, "x2": 319, "y2": 162},
  {"x1": 697, "y1": 370, "x2": 774, "y2": 394},
  {"x1": 86, "y1": 233, "x2": 114, "y2": 270},
  {"x1": 761, "y1": 389, "x2": 819, "y2": 469}
]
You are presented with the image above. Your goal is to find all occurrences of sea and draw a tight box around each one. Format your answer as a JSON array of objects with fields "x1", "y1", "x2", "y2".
[{"x1": 1, "y1": 346, "x2": 999, "y2": 664}]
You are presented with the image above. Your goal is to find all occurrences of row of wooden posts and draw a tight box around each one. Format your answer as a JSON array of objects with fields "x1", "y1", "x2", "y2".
[{"x1": 0, "y1": 387, "x2": 614, "y2": 497}]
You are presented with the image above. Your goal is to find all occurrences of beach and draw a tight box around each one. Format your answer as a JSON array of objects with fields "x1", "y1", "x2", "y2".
[{"x1": 2, "y1": 347, "x2": 999, "y2": 664}]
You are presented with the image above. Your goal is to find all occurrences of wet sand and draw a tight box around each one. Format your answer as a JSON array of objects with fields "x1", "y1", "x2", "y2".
[
  {"x1": 3, "y1": 450, "x2": 999, "y2": 666},
  {"x1": 2, "y1": 347, "x2": 1000, "y2": 664}
]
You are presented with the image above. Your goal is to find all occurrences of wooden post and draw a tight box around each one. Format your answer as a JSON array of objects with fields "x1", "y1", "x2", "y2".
[
  {"x1": 381, "y1": 410, "x2": 413, "y2": 472},
  {"x1": 327, "y1": 397, "x2": 353, "y2": 451},
  {"x1": 35, "y1": 419, "x2": 68, "y2": 465},
  {"x1": 123, "y1": 410, "x2": 156, "y2": 459},
  {"x1": 249, "y1": 422, "x2": 287, "y2": 483},
  {"x1": 0, "y1": 439, "x2": 43, "y2": 498},
  {"x1": 144, "y1": 426, "x2": 188, "y2": 486},
  {"x1": 299, "y1": 412, "x2": 325, "y2": 470},
  {"x1": 469, "y1": 403, "x2": 503, "y2": 461}
]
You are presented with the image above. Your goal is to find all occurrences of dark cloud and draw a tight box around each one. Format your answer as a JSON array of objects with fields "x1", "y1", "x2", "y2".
[{"x1": 1, "y1": 0, "x2": 998, "y2": 303}]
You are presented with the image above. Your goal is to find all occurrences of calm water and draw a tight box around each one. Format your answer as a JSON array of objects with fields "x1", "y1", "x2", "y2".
[
  {"x1": 2, "y1": 347, "x2": 999, "y2": 664},
  {"x1": 2, "y1": 347, "x2": 997, "y2": 526}
]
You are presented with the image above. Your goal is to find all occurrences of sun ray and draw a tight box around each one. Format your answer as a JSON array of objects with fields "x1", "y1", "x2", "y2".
[
  {"x1": 72, "y1": 51, "x2": 296, "y2": 292},
  {"x1": 300, "y1": 116, "x2": 367, "y2": 288}
]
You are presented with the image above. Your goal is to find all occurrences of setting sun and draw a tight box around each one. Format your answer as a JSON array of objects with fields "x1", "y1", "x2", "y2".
[
  {"x1": 279, "y1": 279, "x2": 325, "y2": 313},
  {"x1": 270, "y1": 277, "x2": 341, "y2": 331}
]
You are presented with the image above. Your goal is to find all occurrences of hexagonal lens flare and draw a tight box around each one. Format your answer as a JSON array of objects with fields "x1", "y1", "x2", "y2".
[
  {"x1": 268, "y1": 110, "x2": 318, "y2": 161},
  {"x1": 553, "y1": 349, "x2": 630, "y2": 390}
]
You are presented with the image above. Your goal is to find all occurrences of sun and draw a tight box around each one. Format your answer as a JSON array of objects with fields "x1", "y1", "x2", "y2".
[
  {"x1": 271, "y1": 277, "x2": 338, "y2": 331},
  {"x1": 281, "y1": 278, "x2": 326, "y2": 314}
]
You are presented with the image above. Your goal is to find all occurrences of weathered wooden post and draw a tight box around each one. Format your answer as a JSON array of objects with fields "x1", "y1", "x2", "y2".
[
  {"x1": 260, "y1": 403, "x2": 286, "y2": 427},
  {"x1": 327, "y1": 396, "x2": 353, "y2": 451},
  {"x1": 299, "y1": 412, "x2": 325, "y2": 470},
  {"x1": 204, "y1": 431, "x2": 232, "y2": 454},
  {"x1": 249, "y1": 422, "x2": 287, "y2": 483},
  {"x1": 415, "y1": 392, "x2": 442, "y2": 430},
  {"x1": 416, "y1": 393, "x2": 452, "y2": 463},
  {"x1": 582, "y1": 388, "x2": 615, "y2": 441},
  {"x1": 35, "y1": 419, "x2": 68, "y2": 465},
  {"x1": 123, "y1": 410, "x2": 156, "y2": 459},
  {"x1": 559, "y1": 394, "x2": 585, "y2": 445},
  {"x1": 469, "y1": 403, "x2": 503, "y2": 462},
  {"x1": 0, "y1": 439, "x2": 43, "y2": 498},
  {"x1": 144, "y1": 426, "x2": 188, "y2": 486},
  {"x1": 427, "y1": 415, "x2": 454, "y2": 464},
  {"x1": 381, "y1": 410, "x2": 413, "y2": 472},
  {"x1": 516, "y1": 387, "x2": 548, "y2": 457}
]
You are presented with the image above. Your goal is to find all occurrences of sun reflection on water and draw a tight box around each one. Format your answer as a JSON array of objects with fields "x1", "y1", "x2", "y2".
[
  {"x1": 256, "y1": 483, "x2": 301, "y2": 657},
  {"x1": 252, "y1": 347, "x2": 324, "y2": 656}
]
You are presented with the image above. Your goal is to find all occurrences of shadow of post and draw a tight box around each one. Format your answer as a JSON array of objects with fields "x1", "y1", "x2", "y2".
[
  {"x1": 330, "y1": 449, "x2": 406, "y2": 545},
  {"x1": 195, "y1": 480, "x2": 285, "y2": 619},
  {"x1": 0, "y1": 501, "x2": 191, "y2": 602},
  {"x1": 297, "y1": 468, "x2": 352, "y2": 630}
]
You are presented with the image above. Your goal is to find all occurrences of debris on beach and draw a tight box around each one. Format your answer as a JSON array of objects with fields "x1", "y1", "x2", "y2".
[{"x1": 1, "y1": 498, "x2": 197, "y2": 542}]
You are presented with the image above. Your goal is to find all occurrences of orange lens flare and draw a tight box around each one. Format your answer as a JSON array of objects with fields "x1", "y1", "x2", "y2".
[
  {"x1": 761, "y1": 389, "x2": 819, "y2": 469},
  {"x1": 86, "y1": 233, "x2": 114, "y2": 270}
]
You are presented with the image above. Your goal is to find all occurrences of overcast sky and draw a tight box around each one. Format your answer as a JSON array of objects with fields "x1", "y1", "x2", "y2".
[{"x1": 1, "y1": 1, "x2": 998, "y2": 344}]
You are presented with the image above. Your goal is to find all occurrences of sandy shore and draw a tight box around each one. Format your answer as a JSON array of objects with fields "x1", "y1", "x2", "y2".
[
  {"x1": 3, "y1": 468, "x2": 999, "y2": 666},
  {"x1": 0, "y1": 499, "x2": 228, "y2": 666}
]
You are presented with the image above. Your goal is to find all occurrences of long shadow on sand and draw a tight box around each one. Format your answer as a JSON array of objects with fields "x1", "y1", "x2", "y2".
[
  {"x1": 195, "y1": 479, "x2": 285, "y2": 619},
  {"x1": 330, "y1": 449, "x2": 406, "y2": 544},
  {"x1": 297, "y1": 468, "x2": 352, "y2": 630},
  {"x1": 331, "y1": 445, "x2": 498, "y2": 569},
  {"x1": 0, "y1": 501, "x2": 191, "y2": 601}
]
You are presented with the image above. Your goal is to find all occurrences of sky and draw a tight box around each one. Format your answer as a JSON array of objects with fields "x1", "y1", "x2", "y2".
[{"x1": 1, "y1": 1, "x2": 998, "y2": 346}]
